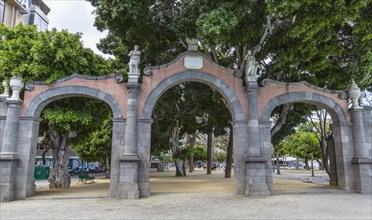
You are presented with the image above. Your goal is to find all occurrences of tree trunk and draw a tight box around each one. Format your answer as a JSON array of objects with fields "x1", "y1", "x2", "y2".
[
  {"x1": 105, "y1": 157, "x2": 110, "y2": 178},
  {"x1": 41, "y1": 145, "x2": 51, "y2": 165},
  {"x1": 207, "y1": 132, "x2": 213, "y2": 175},
  {"x1": 304, "y1": 158, "x2": 309, "y2": 169},
  {"x1": 225, "y1": 128, "x2": 233, "y2": 178},
  {"x1": 47, "y1": 126, "x2": 71, "y2": 189},
  {"x1": 276, "y1": 144, "x2": 281, "y2": 175},
  {"x1": 320, "y1": 139, "x2": 330, "y2": 175},
  {"x1": 175, "y1": 159, "x2": 185, "y2": 176},
  {"x1": 188, "y1": 134, "x2": 195, "y2": 173},
  {"x1": 170, "y1": 123, "x2": 186, "y2": 177}
]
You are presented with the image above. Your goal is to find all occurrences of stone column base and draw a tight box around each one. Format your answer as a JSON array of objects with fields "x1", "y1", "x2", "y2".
[
  {"x1": 0, "y1": 153, "x2": 19, "y2": 202},
  {"x1": 245, "y1": 156, "x2": 270, "y2": 196},
  {"x1": 352, "y1": 157, "x2": 372, "y2": 194},
  {"x1": 115, "y1": 155, "x2": 140, "y2": 199}
]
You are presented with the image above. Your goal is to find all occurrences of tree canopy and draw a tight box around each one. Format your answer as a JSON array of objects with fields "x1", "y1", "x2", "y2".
[
  {"x1": 88, "y1": 0, "x2": 371, "y2": 149},
  {"x1": 88, "y1": 0, "x2": 371, "y2": 90},
  {"x1": 0, "y1": 23, "x2": 114, "y2": 83}
]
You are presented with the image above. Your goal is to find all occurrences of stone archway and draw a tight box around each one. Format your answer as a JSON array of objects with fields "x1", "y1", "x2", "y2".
[
  {"x1": 258, "y1": 79, "x2": 371, "y2": 193},
  {"x1": 1, "y1": 48, "x2": 371, "y2": 202},
  {"x1": 24, "y1": 85, "x2": 122, "y2": 117},
  {"x1": 0, "y1": 74, "x2": 127, "y2": 201},
  {"x1": 137, "y1": 70, "x2": 247, "y2": 196}
]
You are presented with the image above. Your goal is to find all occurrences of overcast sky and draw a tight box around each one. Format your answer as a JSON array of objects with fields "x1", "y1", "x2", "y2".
[{"x1": 44, "y1": 0, "x2": 109, "y2": 57}]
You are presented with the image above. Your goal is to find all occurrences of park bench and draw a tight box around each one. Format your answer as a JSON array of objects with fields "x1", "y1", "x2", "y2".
[{"x1": 77, "y1": 171, "x2": 95, "y2": 184}]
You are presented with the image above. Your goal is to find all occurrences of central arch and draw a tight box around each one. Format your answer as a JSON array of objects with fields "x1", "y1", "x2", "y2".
[
  {"x1": 137, "y1": 70, "x2": 248, "y2": 196},
  {"x1": 141, "y1": 70, "x2": 245, "y2": 121}
]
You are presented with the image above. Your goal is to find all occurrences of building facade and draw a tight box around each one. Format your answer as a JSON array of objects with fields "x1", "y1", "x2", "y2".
[{"x1": 0, "y1": 0, "x2": 49, "y2": 30}]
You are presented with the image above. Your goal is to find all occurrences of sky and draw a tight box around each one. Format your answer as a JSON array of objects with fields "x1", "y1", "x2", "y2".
[{"x1": 44, "y1": 0, "x2": 109, "y2": 58}]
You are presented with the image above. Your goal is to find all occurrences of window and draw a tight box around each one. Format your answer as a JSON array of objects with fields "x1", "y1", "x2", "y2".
[
  {"x1": 29, "y1": 6, "x2": 48, "y2": 31},
  {"x1": 0, "y1": 0, "x2": 5, "y2": 23}
]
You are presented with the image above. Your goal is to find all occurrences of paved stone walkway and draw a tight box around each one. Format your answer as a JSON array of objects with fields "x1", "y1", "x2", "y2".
[{"x1": 1, "y1": 170, "x2": 371, "y2": 219}]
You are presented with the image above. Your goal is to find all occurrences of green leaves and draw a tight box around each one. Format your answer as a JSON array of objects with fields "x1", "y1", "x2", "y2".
[
  {"x1": 196, "y1": 3, "x2": 241, "y2": 46},
  {"x1": 151, "y1": 82, "x2": 231, "y2": 155},
  {"x1": 0, "y1": 23, "x2": 114, "y2": 83},
  {"x1": 42, "y1": 107, "x2": 93, "y2": 133},
  {"x1": 280, "y1": 127, "x2": 321, "y2": 160}
]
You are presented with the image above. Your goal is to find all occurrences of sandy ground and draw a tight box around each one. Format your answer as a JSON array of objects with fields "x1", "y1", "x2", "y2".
[
  {"x1": 31, "y1": 169, "x2": 339, "y2": 199},
  {"x1": 1, "y1": 169, "x2": 371, "y2": 220}
]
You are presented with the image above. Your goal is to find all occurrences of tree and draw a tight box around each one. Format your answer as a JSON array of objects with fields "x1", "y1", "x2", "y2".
[
  {"x1": 74, "y1": 116, "x2": 113, "y2": 178},
  {"x1": 151, "y1": 82, "x2": 231, "y2": 176},
  {"x1": 0, "y1": 23, "x2": 115, "y2": 188},
  {"x1": 306, "y1": 109, "x2": 332, "y2": 174},
  {"x1": 40, "y1": 98, "x2": 112, "y2": 188},
  {"x1": 280, "y1": 124, "x2": 322, "y2": 174},
  {"x1": 88, "y1": 1, "x2": 371, "y2": 146},
  {"x1": 0, "y1": 23, "x2": 113, "y2": 82}
]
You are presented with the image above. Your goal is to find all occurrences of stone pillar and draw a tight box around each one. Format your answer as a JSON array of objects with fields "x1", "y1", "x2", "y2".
[
  {"x1": 137, "y1": 119, "x2": 152, "y2": 198},
  {"x1": 259, "y1": 121, "x2": 274, "y2": 192},
  {"x1": 332, "y1": 122, "x2": 354, "y2": 191},
  {"x1": 15, "y1": 117, "x2": 41, "y2": 200},
  {"x1": 123, "y1": 85, "x2": 139, "y2": 156},
  {"x1": 362, "y1": 106, "x2": 372, "y2": 157},
  {"x1": 108, "y1": 117, "x2": 125, "y2": 198},
  {"x1": 0, "y1": 100, "x2": 22, "y2": 202},
  {"x1": 326, "y1": 133, "x2": 338, "y2": 186},
  {"x1": 348, "y1": 81, "x2": 372, "y2": 193},
  {"x1": 0, "y1": 100, "x2": 8, "y2": 153},
  {"x1": 245, "y1": 81, "x2": 270, "y2": 196},
  {"x1": 0, "y1": 80, "x2": 10, "y2": 152},
  {"x1": 118, "y1": 84, "x2": 140, "y2": 199},
  {"x1": 232, "y1": 120, "x2": 248, "y2": 194},
  {"x1": 350, "y1": 107, "x2": 372, "y2": 194}
]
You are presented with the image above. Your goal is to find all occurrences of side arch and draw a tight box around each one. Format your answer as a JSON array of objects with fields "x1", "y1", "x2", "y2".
[
  {"x1": 141, "y1": 70, "x2": 245, "y2": 121},
  {"x1": 24, "y1": 86, "x2": 122, "y2": 117},
  {"x1": 260, "y1": 91, "x2": 353, "y2": 192},
  {"x1": 260, "y1": 92, "x2": 348, "y2": 124}
]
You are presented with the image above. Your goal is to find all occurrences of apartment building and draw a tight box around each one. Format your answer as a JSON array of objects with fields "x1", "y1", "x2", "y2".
[{"x1": 0, "y1": 0, "x2": 50, "y2": 30}]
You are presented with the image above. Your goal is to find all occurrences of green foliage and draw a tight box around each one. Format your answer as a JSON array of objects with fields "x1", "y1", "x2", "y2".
[
  {"x1": 151, "y1": 82, "x2": 231, "y2": 155},
  {"x1": 264, "y1": 0, "x2": 372, "y2": 89},
  {"x1": 42, "y1": 107, "x2": 93, "y2": 133},
  {"x1": 0, "y1": 23, "x2": 117, "y2": 165},
  {"x1": 0, "y1": 23, "x2": 115, "y2": 83},
  {"x1": 214, "y1": 151, "x2": 226, "y2": 163},
  {"x1": 88, "y1": 1, "x2": 371, "y2": 146},
  {"x1": 280, "y1": 124, "x2": 321, "y2": 160},
  {"x1": 40, "y1": 97, "x2": 113, "y2": 164},
  {"x1": 74, "y1": 117, "x2": 112, "y2": 163},
  {"x1": 153, "y1": 152, "x2": 174, "y2": 163},
  {"x1": 271, "y1": 103, "x2": 314, "y2": 145}
]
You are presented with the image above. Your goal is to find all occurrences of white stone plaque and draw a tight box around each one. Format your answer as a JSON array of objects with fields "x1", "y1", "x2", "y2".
[{"x1": 184, "y1": 56, "x2": 203, "y2": 69}]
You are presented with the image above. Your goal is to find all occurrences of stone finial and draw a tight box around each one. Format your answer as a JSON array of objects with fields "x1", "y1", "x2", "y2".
[
  {"x1": 8, "y1": 76, "x2": 24, "y2": 101},
  {"x1": 186, "y1": 39, "x2": 199, "y2": 51},
  {"x1": 348, "y1": 79, "x2": 361, "y2": 108},
  {"x1": 1, "y1": 80, "x2": 10, "y2": 98}
]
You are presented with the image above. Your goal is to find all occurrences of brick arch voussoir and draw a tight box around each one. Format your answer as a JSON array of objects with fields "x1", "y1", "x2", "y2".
[
  {"x1": 141, "y1": 71, "x2": 244, "y2": 121},
  {"x1": 261, "y1": 92, "x2": 348, "y2": 124},
  {"x1": 24, "y1": 86, "x2": 121, "y2": 118}
]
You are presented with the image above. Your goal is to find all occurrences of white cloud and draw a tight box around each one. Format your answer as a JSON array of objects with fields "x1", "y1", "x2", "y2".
[{"x1": 45, "y1": 0, "x2": 111, "y2": 58}]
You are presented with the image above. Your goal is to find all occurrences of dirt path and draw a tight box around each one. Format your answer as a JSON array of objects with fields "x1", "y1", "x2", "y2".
[{"x1": 31, "y1": 169, "x2": 337, "y2": 199}]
